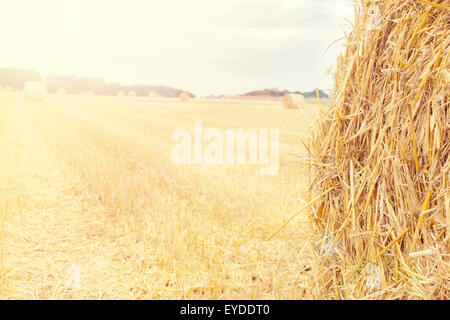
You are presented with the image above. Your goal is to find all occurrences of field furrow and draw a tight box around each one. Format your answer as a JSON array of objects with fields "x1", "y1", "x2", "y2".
[{"x1": 0, "y1": 95, "x2": 315, "y2": 299}]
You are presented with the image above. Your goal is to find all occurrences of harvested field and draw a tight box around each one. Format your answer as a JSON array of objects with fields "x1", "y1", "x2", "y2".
[{"x1": 0, "y1": 93, "x2": 319, "y2": 299}]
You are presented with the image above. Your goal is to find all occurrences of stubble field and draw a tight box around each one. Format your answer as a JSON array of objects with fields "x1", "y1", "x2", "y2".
[{"x1": 0, "y1": 93, "x2": 321, "y2": 299}]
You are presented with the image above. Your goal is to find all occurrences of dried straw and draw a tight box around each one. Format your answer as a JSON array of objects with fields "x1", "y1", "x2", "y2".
[{"x1": 306, "y1": 0, "x2": 449, "y2": 299}]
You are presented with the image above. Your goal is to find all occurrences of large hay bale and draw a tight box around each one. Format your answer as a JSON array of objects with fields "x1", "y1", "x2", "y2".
[
  {"x1": 5, "y1": 86, "x2": 13, "y2": 93},
  {"x1": 128, "y1": 90, "x2": 137, "y2": 97},
  {"x1": 24, "y1": 81, "x2": 46, "y2": 101},
  {"x1": 117, "y1": 91, "x2": 125, "y2": 97},
  {"x1": 180, "y1": 93, "x2": 190, "y2": 102},
  {"x1": 306, "y1": 1, "x2": 449, "y2": 299},
  {"x1": 283, "y1": 93, "x2": 304, "y2": 109}
]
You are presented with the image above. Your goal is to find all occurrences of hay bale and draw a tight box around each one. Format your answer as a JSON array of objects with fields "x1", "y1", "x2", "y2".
[
  {"x1": 24, "y1": 81, "x2": 46, "y2": 101},
  {"x1": 0, "y1": 87, "x2": 3, "y2": 93},
  {"x1": 117, "y1": 91, "x2": 125, "y2": 97},
  {"x1": 148, "y1": 91, "x2": 159, "y2": 98},
  {"x1": 305, "y1": 1, "x2": 449, "y2": 299},
  {"x1": 282, "y1": 93, "x2": 304, "y2": 109},
  {"x1": 5, "y1": 86, "x2": 13, "y2": 93},
  {"x1": 180, "y1": 93, "x2": 190, "y2": 102},
  {"x1": 128, "y1": 90, "x2": 137, "y2": 97}
]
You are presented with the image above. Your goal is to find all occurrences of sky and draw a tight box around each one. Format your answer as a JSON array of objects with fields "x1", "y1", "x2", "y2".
[{"x1": 1, "y1": 0, "x2": 354, "y2": 96}]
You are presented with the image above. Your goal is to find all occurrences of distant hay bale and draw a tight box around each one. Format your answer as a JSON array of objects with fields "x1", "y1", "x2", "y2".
[
  {"x1": 24, "y1": 81, "x2": 46, "y2": 101},
  {"x1": 148, "y1": 91, "x2": 159, "y2": 98},
  {"x1": 282, "y1": 93, "x2": 304, "y2": 109},
  {"x1": 128, "y1": 90, "x2": 137, "y2": 97},
  {"x1": 117, "y1": 91, "x2": 125, "y2": 97},
  {"x1": 57, "y1": 88, "x2": 67, "y2": 95},
  {"x1": 305, "y1": 0, "x2": 449, "y2": 299},
  {"x1": 179, "y1": 93, "x2": 190, "y2": 102},
  {"x1": 5, "y1": 86, "x2": 13, "y2": 93}
]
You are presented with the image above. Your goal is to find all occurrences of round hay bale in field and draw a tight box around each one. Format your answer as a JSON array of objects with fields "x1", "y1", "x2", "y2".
[
  {"x1": 179, "y1": 93, "x2": 190, "y2": 102},
  {"x1": 282, "y1": 93, "x2": 304, "y2": 109},
  {"x1": 148, "y1": 91, "x2": 159, "y2": 98},
  {"x1": 117, "y1": 91, "x2": 125, "y2": 97},
  {"x1": 304, "y1": 1, "x2": 449, "y2": 299},
  {"x1": 5, "y1": 86, "x2": 13, "y2": 93},
  {"x1": 128, "y1": 90, "x2": 137, "y2": 97}
]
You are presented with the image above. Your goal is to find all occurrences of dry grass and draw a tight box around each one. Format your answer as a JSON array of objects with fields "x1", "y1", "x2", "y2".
[
  {"x1": 0, "y1": 93, "x2": 320, "y2": 299},
  {"x1": 305, "y1": 0, "x2": 449, "y2": 299}
]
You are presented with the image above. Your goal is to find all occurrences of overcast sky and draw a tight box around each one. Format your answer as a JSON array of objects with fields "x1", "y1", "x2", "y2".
[{"x1": 1, "y1": 0, "x2": 354, "y2": 96}]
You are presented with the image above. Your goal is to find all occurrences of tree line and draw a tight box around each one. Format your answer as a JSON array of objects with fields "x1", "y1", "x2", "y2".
[
  {"x1": 0, "y1": 68, "x2": 195, "y2": 98},
  {"x1": 0, "y1": 68, "x2": 329, "y2": 99},
  {"x1": 242, "y1": 88, "x2": 330, "y2": 99},
  {"x1": 0, "y1": 68, "x2": 42, "y2": 88}
]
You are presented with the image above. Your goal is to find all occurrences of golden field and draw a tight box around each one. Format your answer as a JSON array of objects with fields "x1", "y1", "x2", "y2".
[{"x1": 0, "y1": 93, "x2": 322, "y2": 299}]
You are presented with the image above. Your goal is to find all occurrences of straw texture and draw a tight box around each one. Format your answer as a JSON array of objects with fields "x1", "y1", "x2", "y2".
[{"x1": 306, "y1": 0, "x2": 449, "y2": 299}]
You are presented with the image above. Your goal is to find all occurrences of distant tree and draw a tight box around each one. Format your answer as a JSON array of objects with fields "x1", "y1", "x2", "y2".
[{"x1": 0, "y1": 68, "x2": 42, "y2": 89}]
